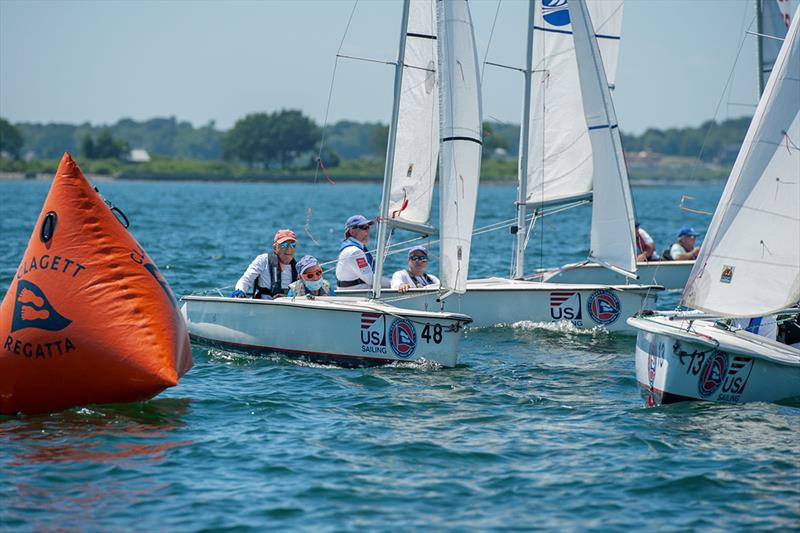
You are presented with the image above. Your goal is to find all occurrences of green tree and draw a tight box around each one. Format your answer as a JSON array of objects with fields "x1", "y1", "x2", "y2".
[
  {"x1": 0, "y1": 118, "x2": 24, "y2": 159},
  {"x1": 80, "y1": 133, "x2": 96, "y2": 159},
  {"x1": 223, "y1": 113, "x2": 275, "y2": 167},
  {"x1": 94, "y1": 129, "x2": 128, "y2": 159},
  {"x1": 223, "y1": 109, "x2": 319, "y2": 168},
  {"x1": 369, "y1": 124, "x2": 389, "y2": 157}
]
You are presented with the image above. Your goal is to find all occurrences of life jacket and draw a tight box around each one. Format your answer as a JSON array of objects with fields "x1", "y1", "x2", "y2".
[
  {"x1": 253, "y1": 253, "x2": 297, "y2": 299},
  {"x1": 407, "y1": 270, "x2": 434, "y2": 288},
  {"x1": 337, "y1": 237, "x2": 374, "y2": 288}
]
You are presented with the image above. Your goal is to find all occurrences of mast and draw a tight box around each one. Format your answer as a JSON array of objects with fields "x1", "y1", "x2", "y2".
[
  {"x1": 513, "y1": 0, "x2": 536, "y2": 280},
  {"x1": 372, "y1": 0, "x2": 411, "y2": 300},
  {"x1": 756, "y1": 0, "x2": 766, "y2": 95}
]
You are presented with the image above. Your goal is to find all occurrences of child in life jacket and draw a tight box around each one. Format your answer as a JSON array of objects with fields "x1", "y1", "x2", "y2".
[{"x1": 288, "y1": 255, "x2": 334, "y2": 298}]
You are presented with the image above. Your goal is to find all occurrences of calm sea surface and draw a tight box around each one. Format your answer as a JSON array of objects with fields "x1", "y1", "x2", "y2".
[{"x1": 1, "y1": 178, "x2": 798, "y2": 531}]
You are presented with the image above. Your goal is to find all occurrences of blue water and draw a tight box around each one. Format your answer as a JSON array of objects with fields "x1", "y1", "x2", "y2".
[{"x1": 2, "y1": 178, "x2": 799, "y2": 530}]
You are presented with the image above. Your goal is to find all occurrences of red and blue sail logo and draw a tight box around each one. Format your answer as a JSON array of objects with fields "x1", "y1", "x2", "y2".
[
  {"x1": 647, "y1": 341, "x2": 659, "y2": 387},
  {"x1": 542, "y1": 0, "x2": 570, "y2": 27},
  {"x1": 389, "y1": 318, "x2": 417, "y2": 358},
  {"x1": 698, "y1": 351, "x2": 729, "y2": 398},
  {"x1": 11, "y1": 280, "x2": 71, "y2": 333},
  {"x1": 587, "y1": 289, "x2": 621, "y2": 325}
]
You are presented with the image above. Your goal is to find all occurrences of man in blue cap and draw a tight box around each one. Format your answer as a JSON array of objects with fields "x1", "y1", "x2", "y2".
[
  {"x1": 669, "y1": 226, "x2": 701, "y2": 260},
  {"x1": 335, "y1": 214, "x2": 390, "y2": 290}
]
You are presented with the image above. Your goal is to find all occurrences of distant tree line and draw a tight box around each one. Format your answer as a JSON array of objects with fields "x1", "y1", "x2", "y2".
[{"x1": 1, "y1": 113, "x2": 753, "y2": 167}]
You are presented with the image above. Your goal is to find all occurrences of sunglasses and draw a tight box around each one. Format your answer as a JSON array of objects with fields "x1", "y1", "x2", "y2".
[
  {"x1": 278, "y1": 241, "x2": 297, "y2": 249},
  {"x1": 303, "y1": 269, "x2": 323, "y2": 280},
  {"x1": 409, "y1": 255, "x2": 428, "y2": 262},
  {"x1": 354, "y1": 225, "x2": 371, "y2": 231}
]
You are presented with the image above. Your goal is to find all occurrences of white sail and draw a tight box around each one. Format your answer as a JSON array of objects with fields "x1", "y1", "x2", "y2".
[
  {"x1": 388, "y1": 0, "x2": 439, "y2": 231},
  {"x1": 759, "y1": 0, "x2": 793, "y2": 93},
  {"x1": 568, "y1": 0, "x2": 636, "y2": 273},
  {"x1": 437, "y1": 0, "x2": 482, "y2": 293},
  {"x1": 683, "y1": 8, "x2": 800, "y2": 317},
  {"x1": 523, "y1": 0, "x2": 624, "y2": 208}
]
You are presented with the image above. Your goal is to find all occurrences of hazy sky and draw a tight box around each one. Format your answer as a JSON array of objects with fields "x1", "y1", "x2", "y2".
[{"x1": 0, "y1": 0, "x2": 790, "y2": 134}]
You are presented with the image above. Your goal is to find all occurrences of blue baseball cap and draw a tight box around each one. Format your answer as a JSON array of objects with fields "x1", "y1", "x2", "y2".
[
  {"x1": 296, "y1": 255, "x2": 320, "y2": 275},
  {"x1": 677, "y1": 226, "x2": 699, "y2": 238},
  {"x1": 344, "y1": 214, "x2": 375, "y2": 229}
]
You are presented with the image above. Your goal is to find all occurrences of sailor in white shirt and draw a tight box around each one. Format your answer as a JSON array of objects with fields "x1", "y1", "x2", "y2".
[
  {"x1": 232, "y1": 229, "x2": 299, "y2": 299},
  {"x1": 391, "y1": 245, "x2": 440, "y2": 293},
  {"x1": 635, "y1": 222, "x2": 658, "y2": 262},
  {"x1": 335, "y1": 214, "x2": 390, "y2": 290}
]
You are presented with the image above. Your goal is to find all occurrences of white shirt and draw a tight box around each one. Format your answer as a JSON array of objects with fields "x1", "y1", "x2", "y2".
[
  {"x1": 391, "y1": 269, "x2": 440, "y2": 289},
  {"x1": 335, "y1": 243, "x2": 389, "y2": 289},
  {"x1": 636, "y1": 228, "x2": 658, "y2": 260},
  {"x1": 670, "y1": 242, "x2": 690, "y2": 260},
  {"x1": 235, "y1": 253, "x2": 294, "y2": 299}
]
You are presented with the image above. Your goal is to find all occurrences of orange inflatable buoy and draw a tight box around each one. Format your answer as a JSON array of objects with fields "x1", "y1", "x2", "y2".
[{"x1": 0, "y1": 153, "x2": 192, "y2": 415}]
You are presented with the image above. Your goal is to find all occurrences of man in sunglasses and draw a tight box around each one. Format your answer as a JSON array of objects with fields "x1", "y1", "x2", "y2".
[
  {"x1": 391, "y1": 245, "x2": 439, "y2": 293},
  {"x1": 335, "y1": 214, "x2": 390, "y2": 290},
  {"x1": 232, "y1": 228, "x2": 299, "y2": 299},
  {"x1": 288, "y1": 255, "x2": 333, "y2": 297}
]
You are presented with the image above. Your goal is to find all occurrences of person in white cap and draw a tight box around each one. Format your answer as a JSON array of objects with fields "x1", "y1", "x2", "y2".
[
  {"x1": 391, "y1": 245, "x2": 439, "y2": 293},
  {"x1": 335, "y1": 214, "x2": 390, "y2": 290},
  {"x1": 232, "y1": 228, "x2": 299, "y2": 299}
]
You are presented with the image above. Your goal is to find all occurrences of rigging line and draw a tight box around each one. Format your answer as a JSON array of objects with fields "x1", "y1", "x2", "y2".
[
  {"x1": 480, "y1": 0, "x2": 503, "y2": 86},
  {"x1": 689, "y1": 15, "x2": 753, "y2": 184},
  {"x1": 314, "y1": 0, "x2": 360, "y2": 185}
]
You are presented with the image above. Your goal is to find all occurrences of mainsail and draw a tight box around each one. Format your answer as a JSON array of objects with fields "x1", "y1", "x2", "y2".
[
  {"x1": 437, "y1": 0, "x2": 483, "y2": 293},
  {"x1": 758, "y1": 0, "x2": 793, "y2": 94},
  {"x1": 387, "y1": 0, "x2": 439, "y2": 232},
  {"x1": 568, "y1": 0, "x2": 636, "y2": 274},
  {"x1": 683, "y1": 7, "x2": 800, "y2": 317},
  {"x1": 523, "y1": 0, "x2": 624, "y2": 208}
]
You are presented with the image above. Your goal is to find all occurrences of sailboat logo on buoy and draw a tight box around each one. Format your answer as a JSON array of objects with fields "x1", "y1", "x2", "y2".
[
  {"x1": 542, "y1": 0, "x2": 570, "y2": 27},
  {"x1": 10, "y1": 280, "x2": 71, "y2": 333},
  {"x1": 389, "y1": 319, "x2": 417, "y2": 358}
]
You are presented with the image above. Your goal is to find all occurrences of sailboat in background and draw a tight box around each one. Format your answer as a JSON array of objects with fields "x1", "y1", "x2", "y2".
[
  {"x1": 343, "y1": 0, "x2": 660, "y2": 334},
  {"x1": 628, "y1": 5, "x2": 800, "y2": 405},
  {"x1": 181, "y1": 0, "x2": 479, "y2": 368},
  {"x1": 515, "y1": 0, "x2": 693, "y2": 289}
]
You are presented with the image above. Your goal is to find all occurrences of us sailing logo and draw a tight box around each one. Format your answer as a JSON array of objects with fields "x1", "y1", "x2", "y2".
[
  {"x1": 389, "y1": 319, "x2": 417, "y2": 358},
  {"x1": 11, "y1": 280, "x2": 71, "y2": 333},
  {"x1": 549, "y1": 291, "x2": 582, "y2": 320},
  {"x1": 698, "y1": 351, "x2": 729, "y2": 398},
  {"x1": 587, "y1": 290, "x2": 622, "y2": 326},
  {"x1": 542, "y1": 0, "x2": 570, "y2": 27}
]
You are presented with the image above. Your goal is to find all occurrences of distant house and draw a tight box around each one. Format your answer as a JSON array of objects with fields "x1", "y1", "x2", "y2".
[{"x1": 128, "y1": 148, "x2": 151, "y2": 163}]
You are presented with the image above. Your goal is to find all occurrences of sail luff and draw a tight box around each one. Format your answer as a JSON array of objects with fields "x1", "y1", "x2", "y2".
[
  {"x1": 387, "y1": 0, "x2": 439, "y2": 229},
  {"x1": 372, "y1": 0, "x2": 412, "y2": 299},
  {"x1": 437, "y1": 0, "x2": 483, "y2": 293},
  {"x1": 568, "y1": 0, "x2": 637, "y2": 273},
  {"x1": 682, "y1": 6, "x2": 800, "y2": 317}
]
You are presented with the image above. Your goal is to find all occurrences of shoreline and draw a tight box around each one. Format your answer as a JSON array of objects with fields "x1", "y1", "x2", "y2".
[{"x1": 0, "y1": 171, "x2": 723, "y2": 187}]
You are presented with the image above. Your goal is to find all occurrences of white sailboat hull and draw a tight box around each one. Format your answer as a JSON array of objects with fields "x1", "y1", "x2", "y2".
[
  {"x1": 531, "y1": 261, "x2": 695, "y2": 291},
  {"x1": 181, "y1": 295, "x2": 470, "y2": 368},
  {"x1": 629, "y1": 315, "x2": 800, "y2": 405},
  {"x1": 341, "y1": 279, "x2": 661, "y2": 333}
]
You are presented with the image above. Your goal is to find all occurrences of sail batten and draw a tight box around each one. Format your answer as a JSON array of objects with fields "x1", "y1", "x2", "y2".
[
  {"x1": 683, "y1": 6, "x2": 800, "y2": 317},
  {"x1": 437, "y1": 0, "x2": 482, "y2": 293}
]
